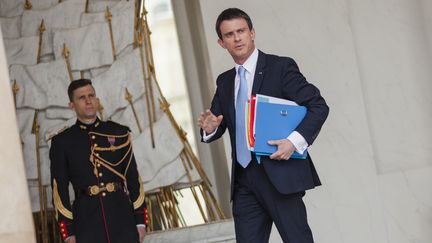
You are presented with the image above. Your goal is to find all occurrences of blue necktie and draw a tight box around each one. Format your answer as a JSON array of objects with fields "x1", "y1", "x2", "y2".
[{"x1": 236, "y1": 66, "x2": 251, "y2": 168}]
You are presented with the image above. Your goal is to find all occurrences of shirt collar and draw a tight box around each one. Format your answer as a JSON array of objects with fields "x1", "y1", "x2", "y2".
[
  {"x1": 76, "y1": 117, "x2": 100, "y2": 130},
  {"x1": 235, "y1": 48, "x2": 259, "y2": 75}
]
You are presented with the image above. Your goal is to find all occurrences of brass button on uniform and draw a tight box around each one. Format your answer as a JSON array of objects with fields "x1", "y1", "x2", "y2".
[
  {"x1": 91, "y1": 135, "x2": 96, "y2": 139},
  {"x1": 94, "y1": 143, "x2": 98, "y2": 147},
  {"x1": 100, "y1": 182, "x2": 104, "y2": 186},
  {"x1": 97, "y1": 163, "x2": 101, "y2": 167},
  {"x1": 98, "y1": 172, "x2": 103, "y2": 177},
  {"x1": 102, "y1": 192, "x2": 106, "y2": 197}
]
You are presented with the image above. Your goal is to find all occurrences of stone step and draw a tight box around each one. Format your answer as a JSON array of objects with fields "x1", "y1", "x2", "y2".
[{"x1": 145, "y1": 219, "x2": 236, "y2": 243}]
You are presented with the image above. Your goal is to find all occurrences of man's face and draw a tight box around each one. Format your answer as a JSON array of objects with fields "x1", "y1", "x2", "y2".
[
  {"x1": 69, "y1": 84, "x2": 100, "y2": 121},
  {"x1": 217, "y1": 18, "x2": 255, "y2": 64}
]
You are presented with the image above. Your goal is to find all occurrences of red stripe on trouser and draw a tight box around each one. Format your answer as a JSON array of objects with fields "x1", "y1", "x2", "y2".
[{"x1": 98, "y1": 189, "x2": 111, "y2": 243}]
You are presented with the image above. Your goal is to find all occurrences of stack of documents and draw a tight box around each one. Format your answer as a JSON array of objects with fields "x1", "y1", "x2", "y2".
[{"x1": 246, "y1": 94, "x2": 308, "y2": 159}]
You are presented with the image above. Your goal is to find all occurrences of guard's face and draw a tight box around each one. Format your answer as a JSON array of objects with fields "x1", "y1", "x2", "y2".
[
  {"x1": 69, "y1": 85, "x2": 100, "y2": 121},
  {"x1": 217, "y1": 18, "x2": 255, "y2": 65}
]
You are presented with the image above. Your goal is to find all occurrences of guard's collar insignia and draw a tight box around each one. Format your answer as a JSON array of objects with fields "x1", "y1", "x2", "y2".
[{"x1": 76, "y1": 117, "x2": 101, "y2": 130}]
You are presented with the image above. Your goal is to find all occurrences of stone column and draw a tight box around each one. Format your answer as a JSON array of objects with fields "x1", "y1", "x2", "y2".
[{"x1": 0, "y1": 30, "x2": 36, "y2": 242}]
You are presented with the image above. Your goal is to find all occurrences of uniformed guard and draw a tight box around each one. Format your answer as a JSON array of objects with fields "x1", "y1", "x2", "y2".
[{"x1": 50, "y1": 79, "x2": 147, "y2": 243}]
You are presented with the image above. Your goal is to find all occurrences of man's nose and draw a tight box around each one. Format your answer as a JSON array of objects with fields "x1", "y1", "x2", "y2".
[{"x1": 234, "y1": 33, "x2": 241, "y2": 41}]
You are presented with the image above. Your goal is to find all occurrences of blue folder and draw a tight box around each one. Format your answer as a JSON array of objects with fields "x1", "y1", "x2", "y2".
[{"x1": 253, "y1": 101, "x2": 308, "y2": 159}]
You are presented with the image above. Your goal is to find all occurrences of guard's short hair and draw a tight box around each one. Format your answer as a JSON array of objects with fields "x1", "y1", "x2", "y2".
[
  {"x1": 215, "y1": 8, "x2": 253, "y2": 40},
  {"x1": 68, "y1": 79, "x2": 93, "y2": 102}
]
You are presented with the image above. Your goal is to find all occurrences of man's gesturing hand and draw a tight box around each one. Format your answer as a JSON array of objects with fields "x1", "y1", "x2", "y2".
[{"x1": 197, "y1": 109, "x2": 223, "y2": 134}]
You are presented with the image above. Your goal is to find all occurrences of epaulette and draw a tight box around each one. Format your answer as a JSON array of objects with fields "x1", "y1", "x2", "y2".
[
  {"x1": 107, "y1": 120, "x2": 131, "y2": 132},
  {"x1": 45, "y1": 125, "x2": 71, "y2": 141}
]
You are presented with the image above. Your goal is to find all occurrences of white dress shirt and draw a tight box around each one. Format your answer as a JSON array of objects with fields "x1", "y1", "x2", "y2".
[{"x1": 203, "y1": 48, "x2": 308, "y2": 154}]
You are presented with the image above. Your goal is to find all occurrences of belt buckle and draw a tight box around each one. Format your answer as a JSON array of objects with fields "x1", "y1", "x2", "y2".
[
  {"x1": 89, "y1": 185, "x2": 100, "y2": 196},
  {"x1": 106, "y1": 183, "x2": 115, "y2": 193}
]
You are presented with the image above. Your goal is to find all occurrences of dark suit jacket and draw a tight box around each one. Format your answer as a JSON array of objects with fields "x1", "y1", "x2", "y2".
[{"x1": 202, "y1": 50, "x2": 329, "y2": 198}]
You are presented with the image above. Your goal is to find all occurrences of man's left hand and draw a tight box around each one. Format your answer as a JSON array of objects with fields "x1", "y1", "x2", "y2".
[
  {"x1": 268, "y1": 139, "x2": 296, "y2": 160},
  {"x1": 137, "y1": 226, "x2": 146, "y2": 243}
]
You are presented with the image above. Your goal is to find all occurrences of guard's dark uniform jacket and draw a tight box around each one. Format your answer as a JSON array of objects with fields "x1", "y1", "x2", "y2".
[{"x1": 50, "y1": 118, "x2": 148, "y2": 242}]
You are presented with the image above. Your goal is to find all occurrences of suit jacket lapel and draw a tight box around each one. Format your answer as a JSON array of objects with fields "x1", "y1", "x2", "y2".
[
  {"x1": 226, "y1": 68, "x2": 236, "y2": 126},
  {"x1": 252, "y1": 50, "x2": 266, "y2": 95}
]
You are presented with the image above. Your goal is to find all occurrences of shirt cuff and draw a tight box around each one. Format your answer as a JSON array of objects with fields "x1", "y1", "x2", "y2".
[
  {"x1": 136, "y1": 224, "x2": 146, "y2": 228},
  {"x1": 203, "y1": 128, "x2": 218, "y2": 142},
  {"x1": 287, "y1": 131, "x2": 308, "y2": 154}
]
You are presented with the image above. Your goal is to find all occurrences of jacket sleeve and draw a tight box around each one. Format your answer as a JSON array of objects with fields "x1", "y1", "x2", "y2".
[
  {"x1": 281, "y1": 58, "x2": 329, "y2": 145},
  {"x1": 200, "y1": 82, "x2": 227, "y2": 143},
  {"x1": 49, "y1": 136, "x2": 74, "y2": 241},
  {"x1": 125, "y1": 146, "x2": 148, "y2": 226}
]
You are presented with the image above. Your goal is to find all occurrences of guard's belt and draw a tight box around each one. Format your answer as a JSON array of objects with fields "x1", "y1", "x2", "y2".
[{"x1": 80, "y1": 182, "x2": 123, "y2": 196}]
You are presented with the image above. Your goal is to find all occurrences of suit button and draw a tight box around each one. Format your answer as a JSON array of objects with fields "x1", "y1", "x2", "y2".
[
  {"x1": 99, "y1": 172, "x2": 103, "y2": 177},
  {"x1": 91, "y1": 135, "x2": 96, "y2": 139},
  {"x1": 102, "y1": 192, "x2": 106, "y2": 197},
  {"x1": 100, "y1": 182, "x2": 104, "y2": 186}
]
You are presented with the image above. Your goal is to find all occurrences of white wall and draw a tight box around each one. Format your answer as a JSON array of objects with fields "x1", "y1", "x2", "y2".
[
  {"x1": 0, "y1": 30, "x2": 36, "y2": 242},
  {"x1": 196, "y1": 0, "x2": 432, "y2": 242}
]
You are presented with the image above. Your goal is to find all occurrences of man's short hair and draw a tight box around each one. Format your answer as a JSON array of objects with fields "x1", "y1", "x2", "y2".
[
  {"x1": 215, "y1": 8, "x2": 253, "y2": 40},
  {"x1": 68, "y1": 79, "x2": 93, "y2": 102}
]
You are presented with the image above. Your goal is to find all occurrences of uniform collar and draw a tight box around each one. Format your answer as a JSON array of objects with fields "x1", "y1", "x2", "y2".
[{"x1": 76, "y1": 117, "x2": 101, "y2": 130}]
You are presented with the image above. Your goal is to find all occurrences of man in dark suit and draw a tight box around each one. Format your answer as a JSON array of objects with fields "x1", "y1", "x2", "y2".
[
  {"x1": 198, "y1": 8, "x2": 329, "y2": 243},
  {"x1": 50, "y1": 79, "x2": 147, "y2": 243}
]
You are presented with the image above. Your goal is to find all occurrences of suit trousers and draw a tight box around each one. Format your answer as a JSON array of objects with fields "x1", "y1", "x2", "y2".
[{"x1": 232, "y1": 160, "x2": 314, "y2": 243}]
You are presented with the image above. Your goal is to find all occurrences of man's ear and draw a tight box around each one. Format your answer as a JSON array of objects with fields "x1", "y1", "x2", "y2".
[
  {"x1": 251, "y1": 28, "x2": 255, "y2": 41},
  {"x1": 68, "y1": 102, "x2": 75, "y2": 111},
  {"x1": 217, "y1": 39, "x2": 226, "y2": 49}
]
